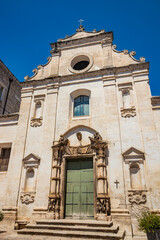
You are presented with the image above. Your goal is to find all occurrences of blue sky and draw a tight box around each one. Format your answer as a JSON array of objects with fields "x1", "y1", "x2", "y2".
[{"x1": 1, "y1": 0, "x2": 160, "y2": 95}]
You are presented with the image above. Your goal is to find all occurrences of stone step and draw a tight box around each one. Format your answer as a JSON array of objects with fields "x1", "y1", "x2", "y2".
[
  {"x1": 17, "y1": 228, "x2": 125, "y2": 240},
  {"x1": 26, "y1": 223, "x2": 119, "y2": 233},
  {"x1": 36, "y1": 219, "x2": 113, "y2": 227}
]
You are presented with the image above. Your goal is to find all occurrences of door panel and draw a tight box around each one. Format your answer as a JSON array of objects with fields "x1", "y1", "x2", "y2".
[{"x1": 65, "y1": 158, "x2": 94, "y2": 219}]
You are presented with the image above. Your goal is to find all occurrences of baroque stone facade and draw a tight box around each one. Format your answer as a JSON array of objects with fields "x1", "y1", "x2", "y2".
[{"x1": 0, "y1": 25, "x2": 160, "y2": 239}]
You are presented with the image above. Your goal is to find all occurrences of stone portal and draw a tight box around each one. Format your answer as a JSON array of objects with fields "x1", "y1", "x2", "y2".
[{"x1": 48, "y1": 130, "x2": 110, "y2": 221}]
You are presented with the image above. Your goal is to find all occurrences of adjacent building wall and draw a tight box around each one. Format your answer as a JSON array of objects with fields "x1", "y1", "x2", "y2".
[{"x1": 0, "y1": 60, "x2": 21, "y2": 115}]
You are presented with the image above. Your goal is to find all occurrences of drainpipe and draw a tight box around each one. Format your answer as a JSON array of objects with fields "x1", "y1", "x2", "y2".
[{"x1": 2, "y1": 78, "x2": 13, "y2": 115}]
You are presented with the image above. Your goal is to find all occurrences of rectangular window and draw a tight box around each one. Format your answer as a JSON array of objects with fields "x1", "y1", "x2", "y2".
[
  {"x1": 0, "y1": 148, "x2": 11, "y2": 171},
  {"x1": 0, "y1": 86, "x2": 4, "y2": 100},
  {"x1": 74, "y1": 95, "x2": 89, "y2": 116}
]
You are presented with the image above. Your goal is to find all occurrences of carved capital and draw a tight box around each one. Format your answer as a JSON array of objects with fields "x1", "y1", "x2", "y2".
[
  {"x1": 89, "y1": 132, "x2": 107, "y2": 156},
  {"x1": 52, "y1": 135, "x2": 70, "y2": 158},
  {"x1": 20, "y1": 192, "x2": 35, "y2": 204}
]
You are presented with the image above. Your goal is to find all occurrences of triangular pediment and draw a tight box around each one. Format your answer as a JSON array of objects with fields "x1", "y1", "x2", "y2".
[
  {"x1": 23, "y1": 153, "x2": 40, "y2": 166},
  {"x1": 122, "y1": 147, "x2": 145, "y2": 160},
  {"x1": 57, "y1": 30, "x2": 105, "y2": 42}
]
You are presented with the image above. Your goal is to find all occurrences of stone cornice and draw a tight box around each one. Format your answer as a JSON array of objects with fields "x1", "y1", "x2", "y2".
[
  {"x1": 22, "y1": 62, "x2": 149, "y2": 88},
  {"x1": 50, "y1": 31, "x2": 113, "y2": 50},
  {"x1": 0, "y1": 113, "x2": 19, "y2": 122}
]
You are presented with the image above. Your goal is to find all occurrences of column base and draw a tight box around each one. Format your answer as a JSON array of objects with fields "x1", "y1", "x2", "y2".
[
  {"x1": 96, "y1": 214, "x2": 111, "y2": 221},
  {"x1": 2, "y1": 206, "x2": 17, "y2": 230}
]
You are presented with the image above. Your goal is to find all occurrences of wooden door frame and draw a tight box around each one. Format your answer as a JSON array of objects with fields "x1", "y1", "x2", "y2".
[{"x1": 60, "y1": 154, "x2": 97, "y2": 219}]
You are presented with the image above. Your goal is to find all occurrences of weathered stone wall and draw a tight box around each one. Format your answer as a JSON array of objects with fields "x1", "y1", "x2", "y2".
[
  {"x1": 0, "y1": 116, "x2": 18, "y2": 212},
  {"x1": 0, "y1": 60, "x2": 21, "y2": 115}
]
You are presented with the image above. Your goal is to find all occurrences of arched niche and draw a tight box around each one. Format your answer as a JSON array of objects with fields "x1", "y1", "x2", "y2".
[
  {"x1": 34, "y1": 101, "x2": 42, "y2": 118},
  {"x1": 24, "y1": 168, "x2": 35, "y2": 192},
  {"x1": 63, "y1": 125, "x2": 99, "y2": 146},
  {"x1": 20, "y1": 153, "x2": 40, "y2": 204},
  {"x1": 130, "y1": 163, "x2": 141, "y2": 190},
  {"x1": 122, "y1": 147, "x2": 146, "y2": 190}
]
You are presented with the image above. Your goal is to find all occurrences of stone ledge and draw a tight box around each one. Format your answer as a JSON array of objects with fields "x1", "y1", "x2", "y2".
[
  {"x1": 23, "y1": 62, "x2": 149, "y2": 87},
  {"x1": 111, "y1": 209, "x2": 130, "y2": 214},
  {"x1": 0, "y1": 113, "x2": 19, "y2": 122}
]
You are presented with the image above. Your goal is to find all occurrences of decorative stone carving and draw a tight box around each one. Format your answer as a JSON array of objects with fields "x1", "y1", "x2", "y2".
[
  {"x1": 89, "y1": 131, "x2": 107, "y2": 156},
  {"x1": 65, "y1": 145, "x2": 93, "y2": 155},
  {"x1": 50, "y1": 132, "x2": 109, "y2": 219},
  {"x1": 48, "y1": 195, "x2": 60, "y2": 218},
  {"x1": 128, "y1": 190, "x2": 148, "y2": 218},
  {"x1": 112, "y1": 44, "x2": 145, "y2": 63},
  {"x1": 96, "y1": 196, "x2": 110, "y2": 214},
  {"x1": 52, "y1": 135, "x2": 70, "y2": 158},
  {"x1": 76, "y1": 132, "x2": 82, "y2": 142},
  {"x1": 20, "y1": 192, "x2": 35, "y2": 204},
  {"x1": 121, "y1": 107, "x2": 136, "y2": 118},
  {"x1": 128, "y1": 190, "x2": 147, "y2": 205},
  {"x1": 30, "y1": 117, "x2": 42, "y2": 127}
]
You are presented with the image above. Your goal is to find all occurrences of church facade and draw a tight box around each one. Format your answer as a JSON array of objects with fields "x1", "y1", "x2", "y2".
[{"x1": 0, "y1": 25, "x2": 160, "y2": 239}]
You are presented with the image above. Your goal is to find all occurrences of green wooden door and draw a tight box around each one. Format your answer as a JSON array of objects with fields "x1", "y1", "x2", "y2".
[{"x1": 65, "y1": 158, "x2": 94, "y2": 219}]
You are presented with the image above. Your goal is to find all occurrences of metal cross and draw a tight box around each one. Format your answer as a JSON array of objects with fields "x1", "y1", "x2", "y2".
[
  {"x1": 114, "y1": 180, "x2": 120, "y2": 189},
  {"x1": 78, "y1": 19, "x2": 84, "y2": 25}
]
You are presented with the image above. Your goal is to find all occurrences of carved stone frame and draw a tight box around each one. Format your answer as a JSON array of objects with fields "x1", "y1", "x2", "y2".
[
  {"x1": 48, "y1": 132, "x2": 110, "y2": 221},
  {"x1": 20, "y1": 153, "x2": 40, "y2": 205},
  {"x1": 118, "y1": 83, "x2": 136, "y2": 118},
  {"x1": 30, "y1": 95, "x2": 45, "y2": 127}
]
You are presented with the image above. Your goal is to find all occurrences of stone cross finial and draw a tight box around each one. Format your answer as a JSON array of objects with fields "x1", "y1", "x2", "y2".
[
  {"x1": 78, "y1": 19, "x2": 84, "y2": 26},
  {"x1": 76, "y1": 19, "x2": 85, "y2": 32}
]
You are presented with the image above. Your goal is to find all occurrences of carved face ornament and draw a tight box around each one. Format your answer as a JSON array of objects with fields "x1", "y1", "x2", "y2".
[{"x1": 76, "y1": 132, "x2": 82, "y2": 142}]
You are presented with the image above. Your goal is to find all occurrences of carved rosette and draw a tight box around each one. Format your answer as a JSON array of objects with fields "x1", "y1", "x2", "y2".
[
  {"x1": 30, "y1": 117, "x2": 42, "y2": 127},
  {"x1": 128, "y1": 191, "x2": 147, "y2": 205},
  {"x1": 121, "y1": 107, "x2": 136, "y2": 118},
  {"x1": 20, "y1": 192, "x2": 35, "y2": 204}
]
